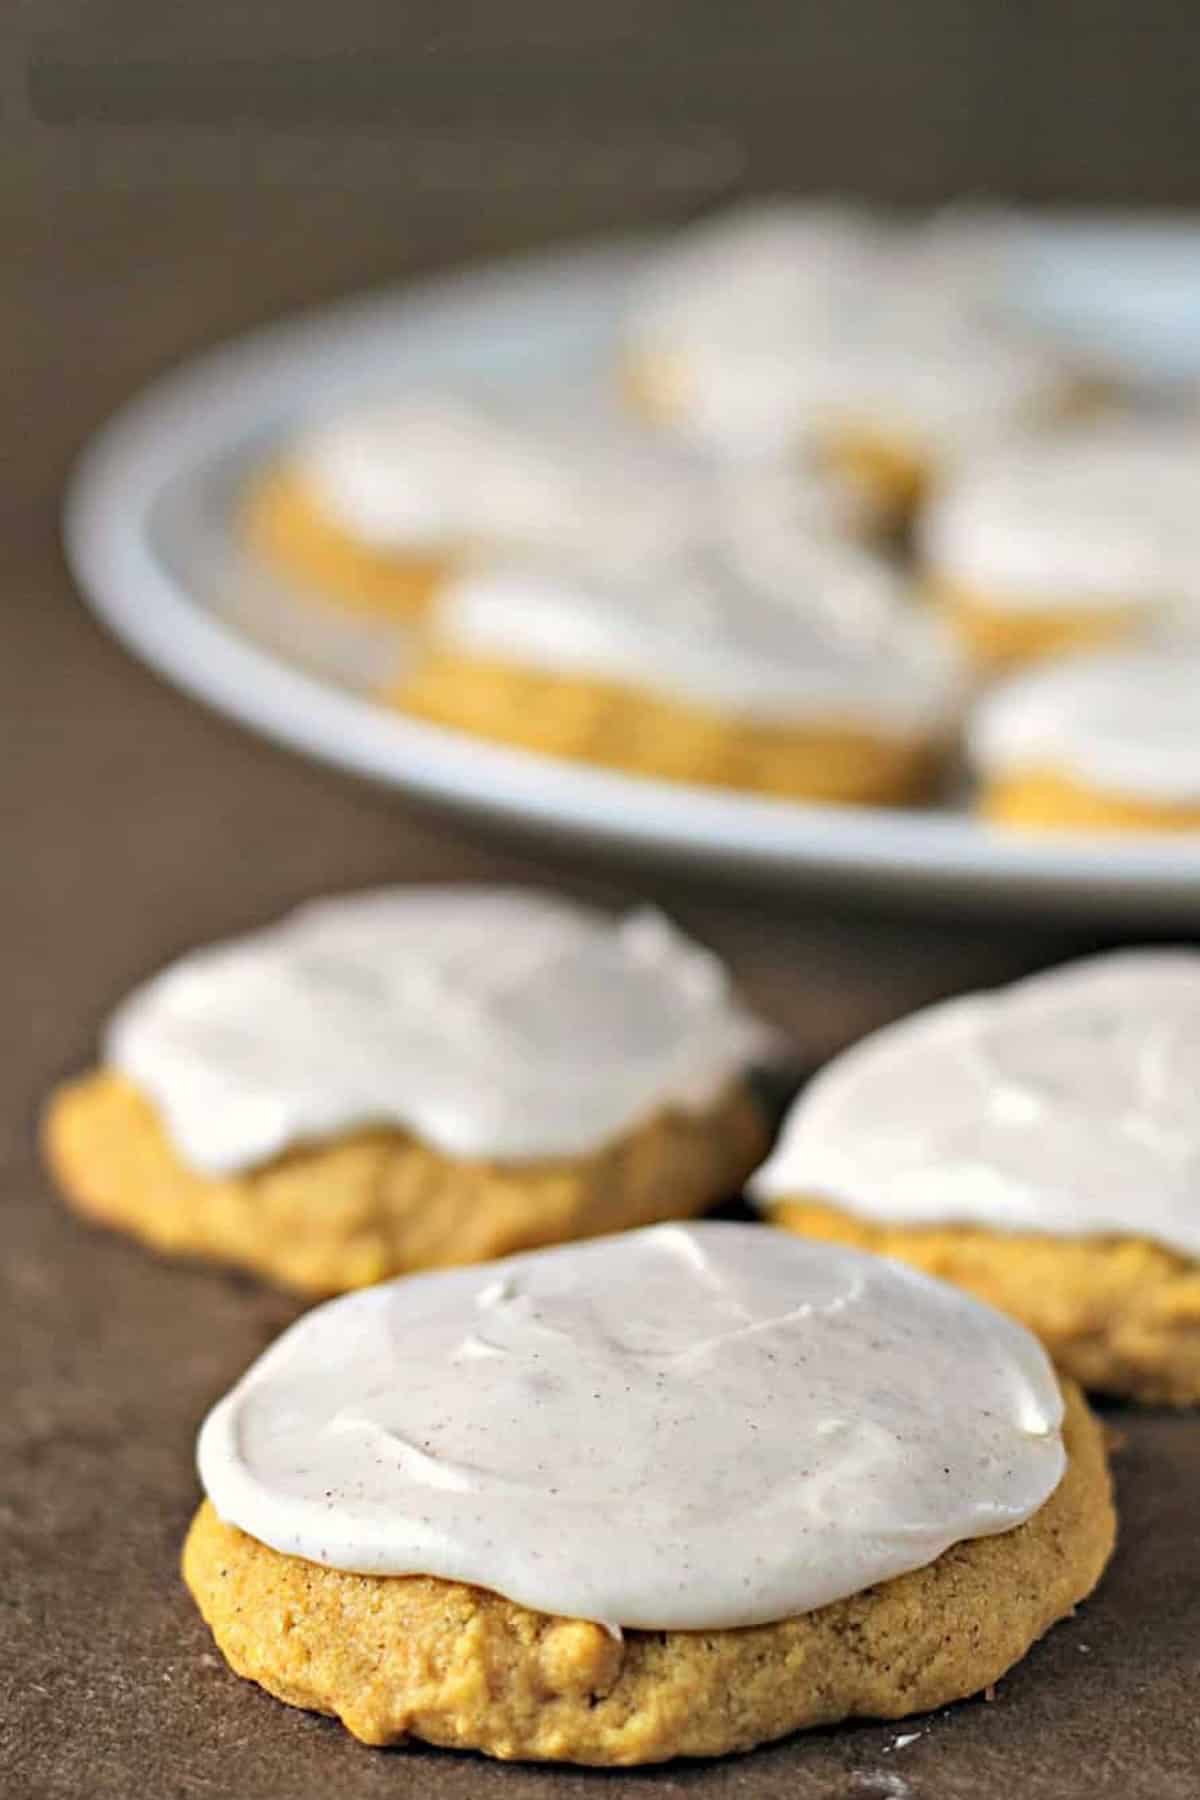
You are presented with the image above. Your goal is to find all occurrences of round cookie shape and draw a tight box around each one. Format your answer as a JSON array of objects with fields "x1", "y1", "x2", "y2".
[
  {"x1": 969, "y1": 645, "x2": 1200, "y2": 808},
  {"x1": 635, "y1": 307, "x2": 1060, "y2": 468},
  {"x1": 197, "y1": 1221, "x2": 1067, "y2": 1630},
  {"x1": 628, "y1": 200, "x2": 888, "y2": 363},
  {"x1": 922, "y1": 423, "x2": 1200, "y2": 616},
  {"x1": 184, "y1": 1379, "x2": 1112, "y2": 1761},
  {"x1": 104, "y1": 888, "x2": 773, "y2": 1176},
  {"x1": 420, "y1": 546, "x2": 965, "y2": 738},
  {"x1": 247, "y1": 390, "x2": 811, "y2": 619},
  {"x1": 624, "y1": 200, "x2": 1064, "y2": 464},
  {"x1": 624, "y1": 201, "x2": 884, "y2": 456},
  {"x1": 288, "y1": 393, "x2": 724, "y2": 563},
  {"x1": 290, "y1": 395, "x2": 557, "y2": 550},
  {"x1": 752, "y1": 949, "x2": 1200, "y2": 1258}
]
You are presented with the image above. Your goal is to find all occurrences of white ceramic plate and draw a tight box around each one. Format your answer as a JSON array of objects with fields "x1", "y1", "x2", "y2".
[{"x1": 65, "y1": 228, "x2": 1200, "y2": 918}]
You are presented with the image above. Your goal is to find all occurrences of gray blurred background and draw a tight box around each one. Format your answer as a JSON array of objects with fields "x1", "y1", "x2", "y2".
[
  {"x1": 9, "y1": 1, "x2": 1200, "y2": 510},
  {"x1": 15, "y1": 2, "x2": 1200, "y2": 207}
]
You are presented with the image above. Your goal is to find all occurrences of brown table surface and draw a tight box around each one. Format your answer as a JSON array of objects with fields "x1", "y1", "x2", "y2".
[{"x1": 6, "y1": 162, "x2": 1200, "y2": 1800}]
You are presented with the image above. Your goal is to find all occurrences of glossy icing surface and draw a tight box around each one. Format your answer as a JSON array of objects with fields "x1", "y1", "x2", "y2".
[
  {"x1": 753, "y1": 950, "x2": 1200, "y2": 1257},
  {"x1": 198, "y1": 1222, "x2": 1066, "y2": 1628},
  {"x1": 106, "y1": 888, "x2": 772, "y2": 1173}
]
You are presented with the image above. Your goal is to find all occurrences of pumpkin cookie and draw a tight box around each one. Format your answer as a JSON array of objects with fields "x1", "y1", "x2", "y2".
[
  {"x1": 43, "y1": 889, "x2": 773, "y2": 1293},
  {"x1": 921, "y1": 424, "x2": 1200, "y2": 669},
  {"x1": 393, "y1": 544, "x2": 964, "y2": 805},
  {"x1": 624, "y1": 200, "x2": 1070, "y2": 524},
  {"x1": 753, "y1": 949, "x2": 1200, "y2": 1401},
  {"x1": 969, "y1": 646, "x2": 1200, "y2": 831},
  {"x1": 243, "y1": 393, "x2": 731, "y2": 619},
  {"x1": 184, "y1": 1223, "x2": 1113, "y2": 1763}
]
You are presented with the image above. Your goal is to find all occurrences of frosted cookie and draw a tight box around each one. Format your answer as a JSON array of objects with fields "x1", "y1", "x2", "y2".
[
  {"x1": 42, "y1": 889, "x2": 773, "y2": 1294},
  {"x1": 968, "y1": 646, "x2": 1200, "y2": 831},
  {"x1": 393, "y1": 542, "x2": 965, "y2": 805},
  {"x1": 624, "y1": 200, "x2": 1071, "y2": 522},
  {"x1": 922, "y1": 424, "x2": 1200, "y2": 668},
  {"x1": 183, "y1": 1221, "x2": 1113, "y2": 1764},
  {"x1": 241, "y1": 394, "x2": 732, "y2": 618},
  {"x1": 624, "y1": 199, "x2": 887, "y2": 445},
  {"x1": 753, "y1": 949, "x2": 1200, "y2": 1402}
]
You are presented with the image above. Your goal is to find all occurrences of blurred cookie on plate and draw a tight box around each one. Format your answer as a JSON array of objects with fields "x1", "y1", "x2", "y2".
[
  {"x1": 623, "y1": 199, "x2": 1076, "y2": 526},
  {"x1": 968, "y1": 644, "x2": 1200, "y2": 831},
  {"x1": 623, "y1": 198, "x2": 886, "y2": 444},
  {"x1": 393, "y1": 536, "x2": 966, "y2": 805},
  {"x1": 242, "y1": 393, "x2": 755, "y2": 618},
  {"x1": 921, "y1": 422, "x2": 1200, "y2": 669}
]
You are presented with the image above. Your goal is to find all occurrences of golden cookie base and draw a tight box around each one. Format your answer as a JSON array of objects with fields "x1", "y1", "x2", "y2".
[
  {"x1": 772, "y1": 1198, "x2": 1200, "y2": 1403},
  {"x1": 44, "y1": 1071, "x2": 767, "y2": 1296},
  {"x1": 241, "y1": 464, "x2": 451, "y2": 619},
  {"x1": 182, "y1": 1381, "x2": 1111, "y2": 1764},
  {"x1": 932, "y1": 575, "x2": 1140, "y2": 672},
  {"x1": 393, "y1": 651, "x2": 944, "y2": 806}
]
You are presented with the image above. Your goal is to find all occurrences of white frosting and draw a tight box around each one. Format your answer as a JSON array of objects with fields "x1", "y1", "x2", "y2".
[
  {"x1": 752, "y1": 950, "x2": 1200, "y2": 1259},
  {"x1": 288, "y1": 387, "x2": 872, "y2": 577},
  {"x1": 630, "y1": 200, "x2": 889, "y2": 360},
  {"x1": 431, "y1": 544, "x2": 965, "y2": 736},
  {"x1": 627, "y1": 201, "x2": 1064, "y2": 459},
  {"x1": 969, "y1": 646, "x2": 1200, "y2": 802},
  {"x1": 922, "y1": 423, "x2": 1200, "y2": 613},
  {"x1": 891, "y1": 204, "x2": 1033, "y2": 316},
  {"x1": 843, "y1": 326, "x2": 1063, "y2": 459},
  {"x1": 105, "y1": 888, "x2": 773, "y2": 1175},
  {"x1": 290, "y1": 396, "x2": 532, "y2": 549},
  {"x1": 197, "y1": 1221, "x2": 1066, "y2": 1629},
  {"x1": 288, "y1": 393, "x2": 715, "y2": 564},
  {"x1": 667, "y1": 325, "x2": 1063, "y2": 466}
]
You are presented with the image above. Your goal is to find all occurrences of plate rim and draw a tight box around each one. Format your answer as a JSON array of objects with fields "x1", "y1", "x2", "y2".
[{"x1": 63, "y1": 232, "x2": 1200, "y2": 913}]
